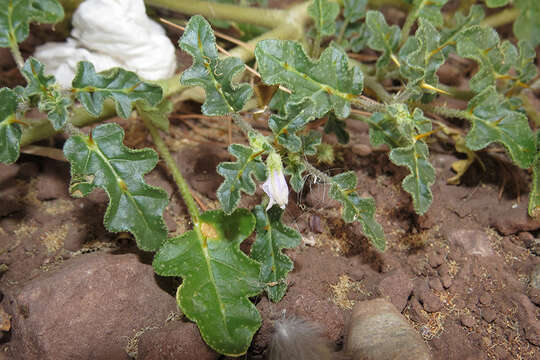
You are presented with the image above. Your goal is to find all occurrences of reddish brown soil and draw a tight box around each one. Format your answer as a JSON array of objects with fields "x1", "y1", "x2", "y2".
[{"x1": 1, "y1": 2, "x2": 540, "y2": 360}]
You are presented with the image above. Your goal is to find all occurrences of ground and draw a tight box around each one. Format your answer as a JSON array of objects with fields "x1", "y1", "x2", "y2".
[{"x1": 0, "y1": 1, "x2": 540, "y2": 359}]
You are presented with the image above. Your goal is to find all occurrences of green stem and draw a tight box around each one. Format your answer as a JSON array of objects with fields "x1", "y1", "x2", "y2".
[
  {"x1": 312, "y1": 33, "x2": 321, "y2": 59},
  {"x1": 480, "y1": 7, "x2": 520, "y2": 28},
  {"x1": 139, "y1": 106, "x2": 201, "y2": 223},
  {"x1": 336, "y1": 18, "x2": 349, "y2": 46},
  {"x1": 8, "y1": 38, "x2": 24, "y2": 70},
  {"x1": 231, "y1": 113, "x2": 255, "y2": 135},
  {"x1": 303, "y1": 160, "x2": 332, "y2": 184},
  {"x1": 364, "y1": 75, "x2": 392, "y2": 103},
  {"x1": 419, "y1": 103, "x2": 475, "y2": 122},
  {"x1": 145, "y1": 0, "x2": 286, "y2": 29},
  {"x1": 352, "y1": 96, "x2": 386, "y2": 113},
  {"x1": 438, "y1": 84, "x2": 475, "y2": 101},
  {"x1": 399, "y1": 3, "x2": 418, "y2": 47}
]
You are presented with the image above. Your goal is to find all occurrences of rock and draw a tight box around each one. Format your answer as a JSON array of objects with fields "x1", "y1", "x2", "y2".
[
  {"x1": 428, "y1": 278, "x2": 443, "y2": 292},
  {"x1": 0, "y1": 193, "x2": 23, "y2": 217},
  {"x1": 36, "y1": 173, "x2": 67, "y2": 201},
  {"x1": 479, "y1": 292, "x2": 491, "y2": 306},
  {"x1": 0, "y1": 164, "x2": 19, "y2": 184},
  {"x1": 440, "y1": 274, "x2": 452, "y2": 289},
  {"x1": 309, "y1": 214, "x2": 324, "y2": 234},
  {"x1": 304, "y1": 184, "x2": 340, "y2": 209},
  {"x1": 6, "y1": 253, "x2": 178, "y2": 359},
  {"x1": 481, "y1": 309, "x2": 496, "y2": 323},
  {"x1": 528, "y1": 288, "x2": 540, "y2": 306},
  {"x1": 530, "y1": 264, "x2": 540, "y2": 289},
  {"x1": 17, "y1": 162, "x2": 39, "y2": 179},
  {"x1": 513, "y1": 294, "x2": 540, "y2": 346},
  {"x1": 446, "y1": 229, "x2": 494, "y2": 257},
  {"x1": 346, "y1": 298, "x2": 431, "y2": 360},
  {"x1": 428, "y1": 252, "x2": 444, "y2": 268},
  {"x1": 413, "y1": 279, "x2": 443, "y2": 313},
  {"x1": 377, "y1": 270, "x2": 413, "y2": 312},
  {"x1": 492, "y1": 206, "x2": 540, "y2": 235},
  {"x1": 352, "y1": 144, "x2": 372, "y2": 156},
  {"x1": 437, "y1": 63, "x2": 461, "y2": 86},
  {"x1": 137, "y1": 321, "x2": 218, "y2": 360},
  {"x1": 407, "y1": 296, "x2": 428, "y2": 323},
  {"x1": 460, "y1": 314, "x2": 475, "y2": 328}
]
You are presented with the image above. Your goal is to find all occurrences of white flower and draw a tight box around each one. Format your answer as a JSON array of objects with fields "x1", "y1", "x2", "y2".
[{"x1": 262, "y1": 152, "x2": 289, "y2": 210}]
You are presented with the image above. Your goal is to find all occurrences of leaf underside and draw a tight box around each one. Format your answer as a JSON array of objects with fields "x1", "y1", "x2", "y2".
[
  {"x1": 63, "y1": 123, "x2": 169, "y2": 251},
  {"x1": 153, "y1": 209, "x2": 262, "y2": 356}
]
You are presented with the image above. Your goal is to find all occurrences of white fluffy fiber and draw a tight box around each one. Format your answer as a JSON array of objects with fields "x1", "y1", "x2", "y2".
[
  {"x1": 268, "y1": 317, "x2": 336, "y2": 360},
  {"x1": 34, "y1": 0, "x2": 177, "y2": 87}
]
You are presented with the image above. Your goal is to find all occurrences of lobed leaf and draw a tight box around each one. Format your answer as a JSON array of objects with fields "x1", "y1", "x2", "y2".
[
  {"x1": 63, "y1": 123, "x2": 169, "y2": 251},
  {"x1": 0, "y1": 0, "x2": 64, "y2": 47},
  {"x1": 179, "y1": 15, "x2": 252, "y2": 116},
  {"x1": 389, "y1": 141, "x2": 435, "y2": 215},
  {"x1": 411, "y1": 0, "x2": 448, "y2": 27},
  {"x1": 251, "y1": 205, "x2": 301, "y2": 302},
  {"x1": 21, "y1": 57, "x2": 70, "y2": 130},
  {"x1": 328, "y1": 172, "x2": 385, "y2": 250},
  {"x1": 307, "y1": 0, "x2": 340, "y2": 37},
  {"x1": 153, "y1": 209, "x2": 262, "y2": 356},
  {"x1": 284, "y1": 155, "x2": 306, "y2": 192},
  {"x1": 269, "y1": 99, "x2": 316, "y2": 152},
  {"x1": 217, "y1": 144, "x2": 267, "y2": 214},
  {"x1": 301, "y1": 130, "x2": 322, "y2": 156},
  {"x1": 365, "y1": 10, "x2": 400, "y2": 71},
  {"x1": 465, "y1": 87, "x2": 535, "y2": 168},
  {"x1": 255, "y1": 40, "x2": 363, "y2": 118},
  {"x1": 440, "y1": 5, "x2": 484, "y2": 49},
  {"x1": 516, "y1": 40, "x2": 537, "y2": 84},
  {"x1": 0, "y1": 88, "x2": 21, "y2": 164},
  {"x1": 399, "y1": 19, "x2": 445, "y2": 98},
  {"x1": 72, "y1": 61, "x2": 162, "y2": 119},
  {"x1": 324, "y1": 113, "x2": 349, "y2": 144},
  {"x1": 343, "y1": 0, "x2": 367, "y2": 23}
]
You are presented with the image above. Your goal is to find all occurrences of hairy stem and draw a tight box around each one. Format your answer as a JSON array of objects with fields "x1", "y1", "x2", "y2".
[
  {"x1": 146, "y1": 0, "x2": 287, "y2": 29},
  {"x1": 364, "y1": 75, "x2": 393, "y2": 103},
  {"x1": 418, "y1": 103, "x2": 475, "y2": 122},
  {"x1": 139, "y1": 106, "x2": 201, "y2": 223},
  {"x1": 8, "y1": 38, "x2": 24, "y2": 70},
  {"x1": 336, "y1": 18, "x2": 349, "y2": 45}
]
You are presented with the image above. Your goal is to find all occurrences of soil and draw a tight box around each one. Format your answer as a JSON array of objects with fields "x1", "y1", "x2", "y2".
[{"x1": 1, "y1": 1, "x2": 540, "y2": 360}]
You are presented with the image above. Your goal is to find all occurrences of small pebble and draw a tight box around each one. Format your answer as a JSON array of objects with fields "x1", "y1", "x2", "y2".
[
  {"x1": 460, "y1": 314, "x2": 475, "y2": 328},
  {"x1": 428, "y1": 278, "x2": 443, "y2": 292},
  {"x1": 481, "y1": 309, "x2": 496, "y2": 323}
]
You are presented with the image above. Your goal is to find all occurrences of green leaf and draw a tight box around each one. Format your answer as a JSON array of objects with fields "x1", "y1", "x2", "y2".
[
  {"x1": 440, "y1": 5, "x2": 484, "y2": 48},
  {"x1": 365, "y1": 10, "x2": 400, "y2": 71},
  {"x1": 21, "y1": 57, "x2": 70, "y2": 130},
  {"x1": 301, "y1": 130, "x2": 322, "y2": 155},
  {"x1": 136, "y1": 99, "x2": 173, "y2": 133},
  {"x1": 255, "y1": 40, "x2": 363, "y2": 118},
  {"x1": 307, "y1": 0, "x2": 340, "y2": 37},
  {"x1": 284, "y1": 154, "x2": 306, "y2": 192},
  {"x1": 72, "y1": 61, "x2": 162, "y2": 119},
  {"x1": 0, "y1": 0, "x2": 64, "y2": 47},
  {"x1": 485, "y1": 0, "x2": 509, "y2": 7},
  {"x1": 516, "y1": 40, "x2": 537, "y2": 84},
  {"x1": 465, "y1": 87, "x2": 535, "y2": 168},
  {"x1": 343, "y1": 0, "x2": 367, "y2": 23},
  {"x1": 411, "y1": 0, "x2": 448, "y2": 27},
  {"x1": 252, "y1": 205, "x2": 301, "y2": 302},
  {"x1": 153, "y1": 209, "x2": 262, "y2": 356},
  {"x1": 217, "y1": 144, "x2": 267, "y2": 214},
  {"x1": 329, "y1": 172, "x2": 385, "y2": 250},
  {"x1": 399, "y1": 19, "x2": 445, "y2": 97},
  {"x1": 63, "y1": 123, "x2": 169, "y2": 251},
  {"x1": 269, "y1": 99, "x2": 316, "y2": 152},
  {"x1": 456, "y1": 26, "x2": 520, "y2": 93},
  {"x1": 0, "y1": 88, "x2": 21, "y2": 164},
  {"x1": 324, "y1": 113, "x2": 349, "y2": 144},
  {"x1": 389, "y1": 141, "x2": 435, "y2": 215},
  {"x1": 179, "y1": 15, "x2": 252, "y2": 116},
  {"x1": 514, "y1": 0, "x2": 540, "y2": 46},
  {"x1": 528, "y1": 131, "x2": 540, "y2": 218}
]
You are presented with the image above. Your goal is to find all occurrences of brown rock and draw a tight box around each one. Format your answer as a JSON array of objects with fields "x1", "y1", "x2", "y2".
[
  {"x1": 6, "y1": 253, "x2": 178, "y2": 360},
  {"x1": 347, "y1": 299, "x2": 431, "y2": 360},
  {"x1": 446, "y1": 229, "x2": 494, "y2": 257},
  {"x1": 428, "y1": 252, "x2": 444, "y2": 268},
  {"x1": 0, "y1": 163, "x2": 19, "y2": 184},
  {"x1": 481, "y1": 308, "x2": 496, "y2": 323},
  {"x1": 460, "y1": 314, "x2": 475, "y2": 328},
  {"x1": 377, "y1": 270, "x2": 413, "y2": 312},
  {"x1": 413, "y1": 279, "x2": 443, "y2": 313},
  {"x1": 428, "y1": 278, "x2": 443, "y2": 292},
  {"x1": 407, "y1": 296, "x2": 428, "y2": 323},
  {"x1": 36, "y1": 173, "x2": 67, "y2": 201},
  {"x1": 137, "y1": 321, "x2": 217, "y2": 360},
  {"x1": 440, "y1": 274, "x2": 452, "y2": 289},
  {"x1": 492, "y1": 205, "x2": 540, "y2": 235},
  {"x1": 352, "y1": 144, "x2": 372, "y2": 156}
]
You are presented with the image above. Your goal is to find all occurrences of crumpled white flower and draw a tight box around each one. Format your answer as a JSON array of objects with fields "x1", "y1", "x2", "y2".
[{"x1": 262, "y1": 152, "x2": 289, "y2": 210}]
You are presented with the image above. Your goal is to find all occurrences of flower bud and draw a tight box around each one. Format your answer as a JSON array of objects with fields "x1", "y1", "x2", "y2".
[{"x1": 262, "y1": 152, "x2": 289, "y2": 210}]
